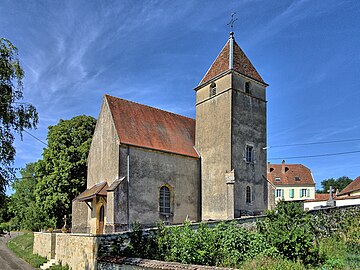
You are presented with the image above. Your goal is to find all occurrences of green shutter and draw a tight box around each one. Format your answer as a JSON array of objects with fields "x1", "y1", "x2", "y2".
[
  {"x1": 290, "y1": 189, "x2": 294, "y2": 198},
  {"x1": 307, "y1": 189, "x2": 310, "y2": 197},
  {"x1": 300, "y1": 189, "x2": 303, "y2": 198}
]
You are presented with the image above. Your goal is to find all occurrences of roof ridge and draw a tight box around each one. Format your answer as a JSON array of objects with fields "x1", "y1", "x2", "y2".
[
  {"x1": 104, "y1": 94, "x2": 195, "y2": 121},
  {"x1": 199, "y1": 40, "x2": 230, "y2": 85}
]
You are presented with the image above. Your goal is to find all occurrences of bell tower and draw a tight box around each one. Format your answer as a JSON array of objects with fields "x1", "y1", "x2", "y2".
[{"x1": 195, "y1": 32, "x2": 268, "y2": 220}]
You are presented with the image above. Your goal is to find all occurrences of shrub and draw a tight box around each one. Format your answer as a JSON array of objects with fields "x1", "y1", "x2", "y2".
[{"x1": 258, "y1": 201, "x2": 319, "y2": 264}]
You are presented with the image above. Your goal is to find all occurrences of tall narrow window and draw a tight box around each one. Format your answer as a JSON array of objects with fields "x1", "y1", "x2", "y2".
[
  {"x1": 159, "y1": 186, "x2": 171, "y2": 214},
  {"x1": 210, "y1": 82, "x2": 217, "y2": 97},
  {"x1": 245, "y1": 145, "x2": 254, "y2": 163},
  {"x1": 245, "y1": 82, "x2": 250, "y2": 94},
  {"x1": 246, "y1": 186, "x2": 251, "y2": 203}
]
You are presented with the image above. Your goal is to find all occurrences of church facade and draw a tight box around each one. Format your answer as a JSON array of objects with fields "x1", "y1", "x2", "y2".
[{"x1": 72, "y1": 32, "x2": 270, "y2": 234}]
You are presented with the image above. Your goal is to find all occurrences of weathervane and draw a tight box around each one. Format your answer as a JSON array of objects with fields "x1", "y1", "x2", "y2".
[{"x1": 227, "y1": 12, "x2": 238, "y2": 31}]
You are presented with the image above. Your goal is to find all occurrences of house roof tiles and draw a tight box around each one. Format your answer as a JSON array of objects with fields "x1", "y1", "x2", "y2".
[
  {"x1": 338, "y1": 176, "x2": 360, "y2": 195},
  {"x1": 267, "y1": 163, "x2": 315, "y2": 186},
  {"x1": 105, "y1": 95, "x2": 198, "y2": 158}
]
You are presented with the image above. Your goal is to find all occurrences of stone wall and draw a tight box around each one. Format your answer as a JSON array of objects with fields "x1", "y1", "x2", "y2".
[
  {"x1": 33, "y1": 232, "x2": 56, "y2": 260},
  {"x1": 55, "y1": 233, "x2": 97, "y2": 270},
  {"x1": 118, "y1": 145, "x2": 200, "y2": 228},
  {"x1": 34, "y1": 233, "x2": 98, "y2": 270},
  {"x1": 97, "y1": 257, "x2": 234, "y2": 270},
  {"x1": 309, "y1": 204, "x2": 360, "y2": 236},
  {"x1": 33, "y1": 205, "x2": 359, "y2": 270},
  {"x1": 97, "y1": 215, "x2": 265, "y2": 257}
]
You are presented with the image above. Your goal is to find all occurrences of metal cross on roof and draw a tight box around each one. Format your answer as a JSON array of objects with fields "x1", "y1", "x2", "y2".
[{"x1": 227, "y1": 12, "x2": 238, "y2": 31}]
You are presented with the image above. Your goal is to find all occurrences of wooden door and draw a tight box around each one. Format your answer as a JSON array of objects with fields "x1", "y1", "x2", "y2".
[{"x1": 98, "y1": 205, "x2": 104, "y2": 234}]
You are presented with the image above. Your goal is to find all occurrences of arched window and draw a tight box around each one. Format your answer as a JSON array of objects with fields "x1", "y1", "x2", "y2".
[
  {"x1": 159, "y1": 186, "x2": 171, "y2": 214},
  {"x1": 210, "y1": 82, "x2": 217, "y2": 97},
  {"x1": 246, "y1": 186, "x2": 251, "y2": 203}
]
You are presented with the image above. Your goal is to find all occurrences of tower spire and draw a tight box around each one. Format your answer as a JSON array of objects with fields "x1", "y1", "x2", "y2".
[
  {"x1": 198, "y1": 30, "x2": 266, "y2": 85},
  {"x1": 229, "y1": 31, "x2": 234, "y2": 69}
]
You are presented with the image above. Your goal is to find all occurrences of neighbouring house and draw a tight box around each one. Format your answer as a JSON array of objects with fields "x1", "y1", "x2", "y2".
[
  {"x1": 304, "y1": 192, "x2": 360, "y2": 210},
  {"x1": 267, "y1": 160, "x2": 315, "y2": 203},
  {"x1": 71, "y1": 32, "x2": 270, "y2": 234},
  {"x1": 337, "y1": 176, "x2": 360, "y2": 197}
]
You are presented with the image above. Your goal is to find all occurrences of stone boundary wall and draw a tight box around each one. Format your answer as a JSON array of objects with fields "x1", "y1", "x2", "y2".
[
  {"x1": 97, "y1": 257, "x2": 235, "y2": 270},
  {"x1": 33, "y1": 232, "x2": 56, "y2": 260},
  {"x1": 96, "y1": 215, "x2": 266, "y2": 256},
  {"x1": 34, "y1": 233, "x2": 98, "y2": 270},
  {"x1": 55, "y1": 233, "x2": 97, "y2": 270},
  {"x1": 33, "y1": 206, "x2": 360, "y2": 270}
]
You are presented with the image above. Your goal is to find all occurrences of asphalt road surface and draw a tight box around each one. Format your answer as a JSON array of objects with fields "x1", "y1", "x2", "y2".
[{"x1": 0, "y1": 232, "x2": 35, "y2": 270}]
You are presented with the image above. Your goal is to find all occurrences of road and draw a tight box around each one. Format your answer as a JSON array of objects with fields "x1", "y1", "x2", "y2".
[{"x1": 0, "y1": 232, "x2": 35, "y2": 270}]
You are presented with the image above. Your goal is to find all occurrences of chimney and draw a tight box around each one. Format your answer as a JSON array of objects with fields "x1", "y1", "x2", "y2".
[{"x1": 281, "y1": 160, "x2": 285, "y2": 174}]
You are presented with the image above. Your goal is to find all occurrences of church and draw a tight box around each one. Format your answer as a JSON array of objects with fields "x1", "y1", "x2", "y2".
[{"x1": 72, "y1": 32, "x2": 270, "y2": 234}]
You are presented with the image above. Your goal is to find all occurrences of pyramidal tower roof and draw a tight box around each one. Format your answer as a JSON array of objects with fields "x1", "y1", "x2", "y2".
[{"x1": 200, "y1": 32, "x2": 266, "y2": 85}]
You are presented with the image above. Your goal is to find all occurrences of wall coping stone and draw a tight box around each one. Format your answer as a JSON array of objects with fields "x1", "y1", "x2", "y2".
[{"x1": 98, "y1": 256, "x2": 236, "y2": 270}]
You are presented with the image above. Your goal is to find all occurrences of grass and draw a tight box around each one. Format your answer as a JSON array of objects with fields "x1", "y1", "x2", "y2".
[
  {"x1": 6, "y1": 232, "x2": 47, "y2": 268},
  {"x1": 6, "y1": 232, "x2": 70, "y2": 270},
  {"x1": 318, "y1": 236, "x2": 360, "y2": 270},
  {"x1": 239, "y1": 256, "x2": 306, "y2": 270},
  {"x1": 49, "y1": 264, "x2": 70, "y2": 270}
]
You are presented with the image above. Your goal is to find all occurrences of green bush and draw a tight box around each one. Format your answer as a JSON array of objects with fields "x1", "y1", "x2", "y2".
[
  {"x1": 125, "y1": 221, "x2": 276, "y2": 268},
  {"x1": 258, "y1": 201, "x2": 319, "y2": 264}
]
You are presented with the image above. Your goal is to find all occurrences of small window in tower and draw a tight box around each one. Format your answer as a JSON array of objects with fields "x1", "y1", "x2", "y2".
[
  {"x1": 246, "y1": 186, "x2": 251, "y2": 203},
  {"x1": 245, "y1": 82, "x2": 251, "y2": 94},
  {"x1": 210, "y1": 82, "x2": 217, "y2": 97},
  {"x1": 245, "y1": 145, "x2": 254, "y2": 163}
]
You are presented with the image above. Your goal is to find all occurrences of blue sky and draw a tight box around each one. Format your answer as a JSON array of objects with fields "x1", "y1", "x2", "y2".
[{"x1": 1, "y1": 0, "x2": 360, "y2": 193}]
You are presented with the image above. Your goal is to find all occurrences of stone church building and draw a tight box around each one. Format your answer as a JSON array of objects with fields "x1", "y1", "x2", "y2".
[{"x1": 72, "y1": 32, "x2": 270, "y2": 234}]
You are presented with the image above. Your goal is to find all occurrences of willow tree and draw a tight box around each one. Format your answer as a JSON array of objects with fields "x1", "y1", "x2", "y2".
[{"x1": 0, "y1": 38, "x2": 38, "y2": 193}]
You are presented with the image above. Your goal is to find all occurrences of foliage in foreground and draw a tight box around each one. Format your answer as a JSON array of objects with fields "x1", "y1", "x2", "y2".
[
  {"x1": 8, "y1": 232, "x2": 72, "y2": 269},
  {"x1": 239, "y1": 256, "x2": 306, "y2": 270},
  {"x1": 48, "y1": 264, "x2": 71, "y2": 270},
  {"x1": 104, "y1": 221, "x2": 276, "y2": 268},
  {"x1": 258, "y1": 201, "x2": 319, "y2": 264},
  {"x1": 0, "y1": 37, "x2": 38, "y2": 193},
  {"x1": 6, "y1": 232, "x2": 47, "y2": 268},
  {"x1": 105, "y1": 203, "x2": 360, "y2": 270}
]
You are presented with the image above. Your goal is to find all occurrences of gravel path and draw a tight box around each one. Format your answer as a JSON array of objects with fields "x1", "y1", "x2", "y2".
[{"x1": 0, "y1": 232, "x2": 35, "y2": 270}]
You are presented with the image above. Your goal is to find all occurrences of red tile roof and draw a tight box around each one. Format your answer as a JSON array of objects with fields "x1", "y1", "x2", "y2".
[
  {"x1": 338, "y1": 176, "x2": 360, "y2": 195},
  {"x1": 105, "y1": 95, "x2": 198, "y2": 158},
  {"x1": 305, "y1": 193, "x2": 360, "y2": 202},
  {"x1": 200, "y1": 36, "x2": 265, "y2": 85},
  {"x1": 267, "y1": 163, "x2": 315, "y2": 186},
  {"x1": 315, "y1": 193, "x2": 330, "y2": 201}
]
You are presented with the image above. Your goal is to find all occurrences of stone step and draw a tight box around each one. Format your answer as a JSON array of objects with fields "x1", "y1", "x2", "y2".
[{"x1": 40, "y1": 259, "x2": 57, "y2": 270}]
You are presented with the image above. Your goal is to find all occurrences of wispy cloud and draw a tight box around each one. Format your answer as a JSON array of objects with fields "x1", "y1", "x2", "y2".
[{"x1": 247, "y1": 0, "x2": 347, "y2": 46}]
